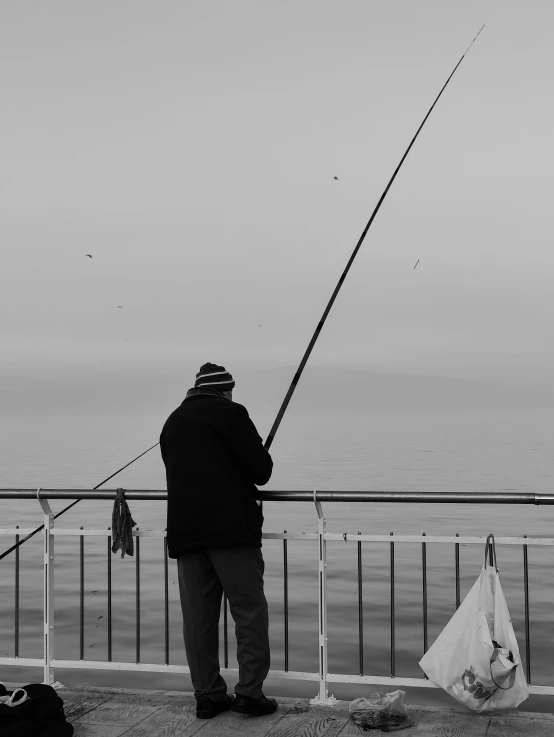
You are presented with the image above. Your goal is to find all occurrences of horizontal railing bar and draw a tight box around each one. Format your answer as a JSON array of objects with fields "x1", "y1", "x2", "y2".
[
  {"x1": 49, "y1": 661, "x2": 319, "y2": 681},
  {"x1": 326, "y1": 673, "x2": 554, "y2": 695},
  {"x1": 49, "y1": 529, "x2": 319, "y2": 540},
  {"x1": 525, "y1": 686, "x2": 554, "y2": 696},
  {"x1": 264, "y1": 532, "x2": 317, "y2": 540},
  {"x1": 50, "y1": 529, "x2": 167, "y2": 537},
  {"x1": 0, "y1": 529, "x2": 42, "y2": 536},
  {"x1": 5, "y1": 528, "x2": 553, "y2": 547},
  {"x1": 328, "y1": 534, "x2": 554, "y2": 546},
  {"x1": 4, "y1": 526, "x2": 554, "y2": 547},
  {"x1": 0, "y1": 657, "x2": 44, "y2": 667},
  {"x1": 328, "y1": 674, "x2": 437, "y2": 688},
  {"x1": 1, "y1": 489, "x2": 553, "y2": 504},
  {"x1": 0, "y1": 490, "x2": 170, "y2": 500}
]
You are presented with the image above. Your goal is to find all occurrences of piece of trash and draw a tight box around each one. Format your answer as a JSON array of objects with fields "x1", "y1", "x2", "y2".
[{"x1": 349, "y1": 690, "x2": 413, "y2": 731}]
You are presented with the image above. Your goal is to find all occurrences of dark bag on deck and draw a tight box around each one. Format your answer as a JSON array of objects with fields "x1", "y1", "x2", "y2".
[{"x1": 0, "y1": 683, "x2": 74, "y2": 736}]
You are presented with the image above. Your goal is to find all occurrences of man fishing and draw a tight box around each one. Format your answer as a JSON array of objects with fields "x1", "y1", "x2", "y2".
[{"x1": 160, "y1": 363, "x2": 277, "y2": 719}]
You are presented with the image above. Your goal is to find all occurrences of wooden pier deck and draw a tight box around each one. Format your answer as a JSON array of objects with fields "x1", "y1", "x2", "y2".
[{"x1": 38, "y1": 684, "x2": 554, "y2": 736}]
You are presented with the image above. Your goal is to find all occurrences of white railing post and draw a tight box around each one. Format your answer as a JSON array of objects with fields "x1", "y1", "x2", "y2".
[
  {"x1": 310, "y1": 491, "x2": 336, "y2": 706},
  {"x1": 38, "y1": 490, "x2": 55, "y2": 685}
]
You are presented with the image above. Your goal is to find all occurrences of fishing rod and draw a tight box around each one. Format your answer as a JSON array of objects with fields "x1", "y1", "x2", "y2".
[
  {"x1": 0, "y1": 27, "x2": 483, "y2": 561},
  {"x1": 263, "y1": 25, "x2": 484, "y2": 451}
]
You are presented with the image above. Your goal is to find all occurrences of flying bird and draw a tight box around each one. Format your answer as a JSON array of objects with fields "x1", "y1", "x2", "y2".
[
  {"x1": 117, "y1": 305, "x2": 123, "y2": 309},
  {"x1": 85, "y1": 254, "x2": 93, "y2": 258},
  {"x1": 333, "y1": 176, "x2": 339, "y2": 180},
  {"x1": 414, "y1": 260, "x2": 419, "y2": 269}
]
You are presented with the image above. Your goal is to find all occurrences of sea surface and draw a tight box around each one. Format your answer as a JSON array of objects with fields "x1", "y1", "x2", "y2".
[{"x1": 1, "y1": 408, "x2": 554, "y2": 705}]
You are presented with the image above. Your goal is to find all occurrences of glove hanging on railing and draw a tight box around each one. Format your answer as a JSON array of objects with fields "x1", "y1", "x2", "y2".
[{"x1": 111, "y1": 488, "x2": 136, "y2": 558}]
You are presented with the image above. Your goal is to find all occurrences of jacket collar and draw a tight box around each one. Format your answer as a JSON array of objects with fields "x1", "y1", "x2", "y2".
[{"x1": 184, "y1": 387, "x2": 231, "y2": 402}]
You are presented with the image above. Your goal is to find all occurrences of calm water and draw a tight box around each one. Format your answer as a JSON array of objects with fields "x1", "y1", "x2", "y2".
[{"x1": 1, "y1": 408, "x2": 554, "y2": 703}]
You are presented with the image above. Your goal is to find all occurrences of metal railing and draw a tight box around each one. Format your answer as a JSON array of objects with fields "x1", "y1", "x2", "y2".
[{"x1": 1, "y1": 489, "x2": 553, "y2": 704}]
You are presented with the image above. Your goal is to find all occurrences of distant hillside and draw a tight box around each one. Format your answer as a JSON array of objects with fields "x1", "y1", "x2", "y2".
[{"x1": 1, "y1": 367, "x2": 554, "y2": 415}]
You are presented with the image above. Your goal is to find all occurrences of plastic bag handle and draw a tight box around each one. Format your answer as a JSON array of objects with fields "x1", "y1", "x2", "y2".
[
  {"x1": 4, "y1": 688, "x2": 27, "y2": 707},
  {"x1": 490, "y1": 660, "x2": 517, "y2": 691},
  {"x1": 485, "y1": 534, "x2": 497, "y2": 569}
]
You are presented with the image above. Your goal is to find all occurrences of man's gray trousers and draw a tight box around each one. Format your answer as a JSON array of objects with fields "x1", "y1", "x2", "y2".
[{"x1": 177, "y1": 546, "x2": 270, "y2": 701}]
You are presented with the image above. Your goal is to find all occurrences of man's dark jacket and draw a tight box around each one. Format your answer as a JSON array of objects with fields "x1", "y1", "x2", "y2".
[{"x1": 160, "y1": 389, "x2": 273, "y2": 558}]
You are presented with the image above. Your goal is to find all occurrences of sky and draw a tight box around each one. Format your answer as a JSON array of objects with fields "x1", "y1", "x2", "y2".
[{"x1": 2, "y1": 0, "x2": 554, "y2": 387}]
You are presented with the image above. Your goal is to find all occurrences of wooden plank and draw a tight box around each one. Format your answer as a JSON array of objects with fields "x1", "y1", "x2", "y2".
[
  {"x1": 116, "y1": 700, "x2": 207, "y2": 737},
  {"x1": 71, "y1": 695, "x2": 163, "y2": 727},
  {"x1": 62, "y1": 693, "x2": 113, "y2": 721},
  {"x1": 192, "y1": 706, "x2": 284, "y2": 737},
  {"x1": 264, "y1": 704, "x2": 350, "y2": 737},
  {"x1": 335, "y1": 715, "x2": 375, "y2": 736},
  {"x1": 72, "y1": 725, "x2": 131, "y2": 737},
  {"x1": 487, "y1": 715, "x2": 554, "y2": 737},
  {"x1": 410, "y1": 708, "x2": 489, "y2": 736}
]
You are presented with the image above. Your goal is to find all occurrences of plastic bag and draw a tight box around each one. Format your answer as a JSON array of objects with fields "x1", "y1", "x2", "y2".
[
  {"x1": 349, "y1": 690, "x2": 413, "y2": 731},
  {"x1": 419, "y1": 535, "x2": 529, "y2": 712}
]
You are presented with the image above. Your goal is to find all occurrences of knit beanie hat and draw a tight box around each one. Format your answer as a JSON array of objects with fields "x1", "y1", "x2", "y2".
[{"x1": 194, "y1": 363, "x2": 235, "y2": 391}]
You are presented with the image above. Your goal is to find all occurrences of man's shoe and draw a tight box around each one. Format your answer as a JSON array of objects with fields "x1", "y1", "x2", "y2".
[
  {"x1": 232, "y1": 693, "x2": 278, "y2": 717},
  {"x1": 196, "y1": 694, "x2": 235, "y2": 719}
]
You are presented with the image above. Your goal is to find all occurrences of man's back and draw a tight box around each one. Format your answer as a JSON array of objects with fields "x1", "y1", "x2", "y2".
[{"x1": 161, "y1": 391, "x2": 273, "y2": 557}]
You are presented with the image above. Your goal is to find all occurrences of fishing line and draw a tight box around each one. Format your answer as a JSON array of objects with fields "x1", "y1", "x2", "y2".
[{"x1": 1, "y1": 26, "x2": 484, "y2": 560}]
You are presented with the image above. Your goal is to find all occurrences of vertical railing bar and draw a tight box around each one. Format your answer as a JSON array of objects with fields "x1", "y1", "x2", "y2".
[
  {"x1": 358, "y1": 531, "x2": 363, "y2": 676},
  {"x1": 455, "y1": 533, "x2": 460, "y2": 609},
  {"x1": 422, "y1": 532, "x2": 428, "y2": 673},
  {"x1": 80, "y1": 526, "x2": 84, "y2": 660},
  {"x1": 15, "y1": 526, "x2": 20, "y2": 658},
  {"x1": 313, "y1": 496, "x2": 332, "y2": 704},
  {"x1": 107, "y1": 526, "x2": 112, "y2": 662},
  {"x1": 40, "y1": 498, "x2": 55, "y2": 685},
  {"x1": 283, "y1": 530, "x2": 289, "y2": 672},
  {"x1": 136, "y1": 528, "x2": 140, "y2": 664},
  {"x1": 223, "y1": 594, "x2": 229, "y2": 668},
  {"x1": 164, "y1": 531, "x2": 169, "y2": 665},
  {"x1": 390, "y1": 532, "x2": 395, "y2": 678},
  {"x1": 523, "y1": 534, "x2": 531, "y2": 685}
]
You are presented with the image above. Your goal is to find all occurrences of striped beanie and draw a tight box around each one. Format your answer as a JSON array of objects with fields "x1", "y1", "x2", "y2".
[{"x1": 194, "y1": 363, "x2": 235, "y2": 391}]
